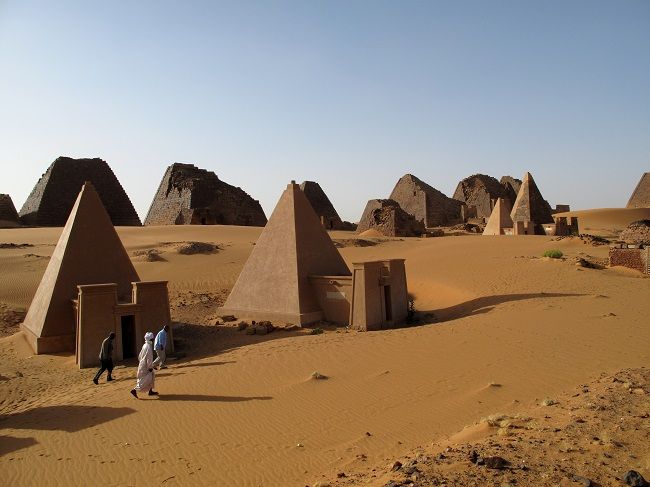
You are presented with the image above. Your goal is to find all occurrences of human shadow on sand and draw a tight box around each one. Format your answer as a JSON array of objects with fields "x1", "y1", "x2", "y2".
[
  {"x1": 425, "y1": 292, "x2": 587, "y2": 323},
  {"x1": 157, "y1": 394, "x2": 272, "y2": 402},
  {"x1": 0, "y1": 405, "x2": 136, "y2": 433},
  {"x1": 0, "y1": 435, "x2": 37, "y2": 457}
]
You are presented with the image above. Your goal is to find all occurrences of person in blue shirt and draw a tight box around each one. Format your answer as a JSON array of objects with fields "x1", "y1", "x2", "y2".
[{"x1": 152, "y1": 325, "x2": 169, "y2": 369}]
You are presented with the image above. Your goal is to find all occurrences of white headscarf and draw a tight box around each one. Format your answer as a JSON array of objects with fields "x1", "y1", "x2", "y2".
[{"x1": 144, "y1": 332, "x2": 155, "y2": 341}]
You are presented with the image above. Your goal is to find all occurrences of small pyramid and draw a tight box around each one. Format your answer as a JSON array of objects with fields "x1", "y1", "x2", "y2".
[
  {"x1": 483, "y1": 198, "x2": 513, "y2": 235},
  {"x1": 21, "y1": 182, "x2": 140, "y2": 348},
  {"x1": 220, "y1": 181, "x2": 351, "y2": 325},
  {"x1": 626, "y1": 173, "x2": 650, "y2": 208},
  {"x1": 510, "y1": 172, "x2": 553, "y2": 233}
]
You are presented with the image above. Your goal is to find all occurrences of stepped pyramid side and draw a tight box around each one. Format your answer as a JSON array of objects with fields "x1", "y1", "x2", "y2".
[
  {"x1": 144, "y1": 163, "x2": 267, "y2": 226},
  {"x1": 19, "y1": 157, "x2": 141, "y2": 226},
  {"x1": 21, "y1": 182, "x2": 140, "y2": 352},
  {"x1": 626, "y1": 173, "x2": 650, "y2": 208},
  {"x1": 220, "y1": 182, "x2": 350, "y2": 324},
  {"x1": 482, "y1": 198, "x2": 513, "y2": 235},
  {"x1": 0, "y1": 194, "x2": 20, "y2": 227}
]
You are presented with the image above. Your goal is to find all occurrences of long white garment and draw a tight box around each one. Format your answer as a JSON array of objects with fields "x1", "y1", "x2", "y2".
[{"x1": 135, "y1": 341, "x2": 155, "y2": 392}]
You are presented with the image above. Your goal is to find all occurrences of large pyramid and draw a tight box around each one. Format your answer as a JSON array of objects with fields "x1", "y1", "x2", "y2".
[
  {"x1": 482, "y1": 198, "x2": 513, "y2": 236},
  {"x1": 219, "y1": 181, "x2": 351, "y2": 325},
  {"x1": 21, "y1": 182, "x2": 140, "y2": 353},
  {"x1": 453, "y1": 174, "x2": 517, "y2": 220},
  {"x1": 389, "y1": 174, "x2": 463, "y2": 227},
  {"x1": 626, "y1": 173, "x2": 650, "y2": 208},
  {"x1": 510, "y1": 172, "x2": 554, "y2": 234},
  {"x1": 144, "y1": 163, "x2": 267, "y2": 226},
  {"x1": 20, "y1": 157, "x2": 141, "y2": 227},
  {"x1": 0, "y1": 194, "x2": 20, "y2": 228}
]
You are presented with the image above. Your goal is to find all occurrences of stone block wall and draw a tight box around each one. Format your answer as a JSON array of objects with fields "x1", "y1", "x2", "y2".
[
  {"x1": 609, "y1": 247, "x2": 649, "y2": 274},
  {"x1": 389, "y1": 174, "x2": 462, "y2": 227},
  {"x1": 19, "y1": 157, "x2": 141, "y2": 226}
]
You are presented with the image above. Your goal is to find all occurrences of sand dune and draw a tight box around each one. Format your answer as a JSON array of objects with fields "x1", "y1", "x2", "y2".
[
  {"x1": 0, "y1": 225, "x2": 648, "y2": 486},
  {"x1": 555, "y1": 207, "x2": 650, "y2": 237}
]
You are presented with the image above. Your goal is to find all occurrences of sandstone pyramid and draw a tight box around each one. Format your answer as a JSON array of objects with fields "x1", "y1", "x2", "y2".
[
  {"x1": 500, "y1": 176, "x2": 522, "y2": 206},
  {"x1": 299, "y1": 181, "x2": 353, "y2": 230},
  {"x1": 626, "y1": 173, "x2": 650, "y2": 208},
  {"x1": 0, "y1": 194, "x2": 20, "y2": 228},
  {"x1": 356, "y1": 199, "x2": 425, "y2": 237},
  {"x1": 453, "y1": 174, "x2": 515, "y2": 220},
  {"x1": 21, "y1": 182, "x2": 140, "y2": 353},
  {"x1": 389, "y1": 174, "x2": 463, "y2": 227},
  {"x1": 144, "y1": 163, "x2": 267, "y2": 226},
  {"x1": 482, "y1": 198, "x2": 513, "y2": 235},
  {"x1": 19, "y1": 157, "x2": 141, "y2": 226},
  {"x1": 510, "y1": 172, "x2": 554, "y2": 234},
  {"x1": 219, "y1": 181, "x2": 351, "y2": 325}
]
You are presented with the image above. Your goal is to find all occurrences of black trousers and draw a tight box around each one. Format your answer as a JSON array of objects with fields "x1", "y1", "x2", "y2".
[{"x1": 93, "y1": 358, "x2": 114, "y2": 382}]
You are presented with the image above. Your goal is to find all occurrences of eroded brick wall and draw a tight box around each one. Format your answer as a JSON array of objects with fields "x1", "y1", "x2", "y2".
[{"x1": 609, "y1": 248, "x2": 648, "y2": 274}]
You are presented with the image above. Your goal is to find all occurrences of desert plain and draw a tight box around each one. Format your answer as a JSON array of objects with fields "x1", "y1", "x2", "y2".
[{"x1": 0, "y1": 208, "x2": 649, "y2": 486}]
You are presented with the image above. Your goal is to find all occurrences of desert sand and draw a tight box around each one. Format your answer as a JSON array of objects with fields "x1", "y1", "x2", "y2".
[{"x1": 0, "y1": 210, "x2": 649, "y2": 486}]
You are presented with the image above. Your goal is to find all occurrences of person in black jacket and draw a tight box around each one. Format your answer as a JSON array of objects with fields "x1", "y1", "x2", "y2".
[{"x1": 93, "y1": 332, "x2": 116, "y2": 384}]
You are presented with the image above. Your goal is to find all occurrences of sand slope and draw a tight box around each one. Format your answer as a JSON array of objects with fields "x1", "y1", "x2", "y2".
[{"x1": 0, "y1": 225, "x2": 648, "y2": 486}]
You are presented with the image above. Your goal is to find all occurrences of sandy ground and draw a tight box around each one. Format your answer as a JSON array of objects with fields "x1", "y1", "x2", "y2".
[
  {"x1": 555, "y1": 207, "x2": 650, "y2": 238},
  {"x1": 0, "y1": 214, "x2": 649, "y2": 486}
]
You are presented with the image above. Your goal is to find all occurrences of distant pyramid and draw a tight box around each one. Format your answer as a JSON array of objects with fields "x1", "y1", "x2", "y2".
[
  {"x1": 626, "y1": 173, "x2": 650, "y2": 208},
  {"x1": 219, "y1": 181, "x2": 351, "y2": 325},
  {"x1": 0, "y1": 194, "x2": 20, "y2": 228},
  {"x1": 299, "y1": 181, "x2": 345, "y2": 230},
  {"x1": 510, "y1": 172, "x2": 554, "y2": 234},
  {"x1": 482, "y1": 198, "x2": 513, "y2": 235},
  {"x1": 19, "y1": 157, "x2": 141, "y2": 226},
  {"x1": 389, "y1": 174, "x2": 463, "y2": 226},
  {"x1": 21, "y1": 182, "x2": 140, "y2": 353}
]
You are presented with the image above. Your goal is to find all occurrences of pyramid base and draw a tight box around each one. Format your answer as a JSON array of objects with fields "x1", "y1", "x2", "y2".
[
  {"x1": 21, "y1": 323, "x2": 75, "y2": 354},
  {"x1": 217, "y1": 307, "x2": 324, "y2": 326}
]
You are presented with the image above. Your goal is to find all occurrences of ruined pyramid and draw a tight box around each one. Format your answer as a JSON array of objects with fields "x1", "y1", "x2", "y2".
[
  {"x1": 482, "y1": 198, "x2": 513, "y2": 235},
  {"x1": 0, "y1": 194, "x2": 20, "y2": 228},
  {"x1": 626, "y1": 173, "x2": 650, "y2": 208},
  {"x1": 21, "y1": 182, "x2": 140, "y2": 353},
  {"x1": 219, "y1": 181, "x2": 351, "y2": 325},
  {"x1": 510, "y1": 172, "x2": 554, "y2": 234}
]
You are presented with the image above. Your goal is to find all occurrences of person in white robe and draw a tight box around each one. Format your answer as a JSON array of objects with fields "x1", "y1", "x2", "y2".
[{"x1": 130, "y1": 332, "x2": 159, "y2": 398}]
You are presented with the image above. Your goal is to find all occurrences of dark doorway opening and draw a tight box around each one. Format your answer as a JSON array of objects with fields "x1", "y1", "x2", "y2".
[
  {"x1": 383, "y1": 286, "x2": 392, "y2": 321},
  {"x1": 121, "y1": 315, "x2": 136, "y2": 359},
  {"x1": 201, "y1": 217, "x2": 207, "y2": 225}
]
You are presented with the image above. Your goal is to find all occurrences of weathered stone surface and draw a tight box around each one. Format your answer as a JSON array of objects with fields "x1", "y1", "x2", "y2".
[
  {"x1": 627, "y1": 173, "x2": 650, "y2": 208},
  {"x1": 144, "y1": 163, "x2": 267, "y2": 226},
  {"x1": 389, "y1": 174, "x2": 463, "y2": 227},
  {"x1": 483, "y1": 198, "x2": 513, "y2": 236},
  {"x1": 19, "y1": 157, "x2": 141, "y2": 226},
  {"x1": 356, "y1": 199, "x2": 425, "y2": 237},
  {"x1": 454, "y1": 174, "x2": 516, "y2": 220},
  {"x1": 0, "y1": 194, "x2": 20, "y2": 227},
  {"x1": 500, "y1": 176, "x2": 522, "y2": 206},
  {"x1": 510, "y1": 172, "x2": 554, "y2": 234},
  {"x1": 620, "y1": 220, "x2": 650, "y2": 246},
  {"x1": 299, "y1": 181, "x2": 355, "y2": 230}
]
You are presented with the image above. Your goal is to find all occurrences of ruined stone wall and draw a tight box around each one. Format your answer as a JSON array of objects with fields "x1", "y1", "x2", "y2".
[
  {"x1": 0, "y1": 194, "x2": 20, "y2": 227},
  {"x1": 609, "y1": 247, "x2": 648, "y2": 274},
  {"x1": 144, "y1": 163, "x2": 267, "y2": 226},
  {"x1": 627, "y1": 173, "x2": 650, "y2": 208},
  {"x1": 454, "y1": 174, "x2": 517, "y2": 220},
  {"x1": 619, "y1": 220, "x2": 650, "y2": 246},
  {"x1": 389, "y1": 174, "x2": 462, "y2": 227},
  {"x1": 357, "y1": 199, "x2": 425, "y2": 237},
  {"x1": 500, "y1": 176, "x2": 522, "y2": 205},
  {"x1": 19, "y1": 157, "x2": 141, "y2": 226}
]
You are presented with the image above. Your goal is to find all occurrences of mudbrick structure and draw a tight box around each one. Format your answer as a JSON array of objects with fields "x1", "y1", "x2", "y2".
[
  {"x1": 626, "y1": 172, "x2": 650, "y2": 208},
  {"x1": 454, "y1": 174, "x2": 514, "y2": 220},
  {"x1": 356, "y1": 199, "x2": 426, "y2": 237},
  {"x1": 609, "y1": 246, "x2": 649, "y2": 274},
  {"x1": 19, "y1": 157, "x2": 141, "y2": 226},
  {"x1": 619, "y1": 220, "x2": 650, "y2": 246},
  {"x1": 144, "y1": 163, "x2": 267, "y2": 226},
  {"x1": 389, "y1": 174, "x2": 463, "y2": 227},
  {"x1": 299, "y1": 181, "x2": 355, "y2": 230},
  {"x1": 0, "y1": 194, "x2": 20, "y2": 227}
]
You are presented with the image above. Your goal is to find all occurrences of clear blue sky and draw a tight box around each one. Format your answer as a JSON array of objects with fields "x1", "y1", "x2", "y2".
[{"x1": 1, "y1": 0, "x2": 648, "y2": 222}]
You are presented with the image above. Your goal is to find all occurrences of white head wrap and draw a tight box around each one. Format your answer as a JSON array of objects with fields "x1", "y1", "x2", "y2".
[{"x1": 144, "y1": 332, "x2": 155, "y2": 341}]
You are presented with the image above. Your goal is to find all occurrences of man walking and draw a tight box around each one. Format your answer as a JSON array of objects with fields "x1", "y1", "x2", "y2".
[
  {"x1": 153, "y1": 325, "x2": 169, "y2": 370},
  {"x1": 93, "y1": 331, "x2": 115, "y2": 384}
]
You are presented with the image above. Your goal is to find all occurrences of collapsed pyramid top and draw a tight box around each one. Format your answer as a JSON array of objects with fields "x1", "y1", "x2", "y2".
[
  {"x1": 510, "y1": 172, "x2": 554, "y2": 227},
  {"x1": 626, "y1": 173, "x2": 650, "y2": 209},
  {"x1": 220, "y1": 181, "x2": 350, "y2": 324},
  {"x1": 19, "y1": 157, "x2": 141, "y2": 227},
  {"x1": 22, "y1": 182, "x2": 140, "y2": 340}
]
